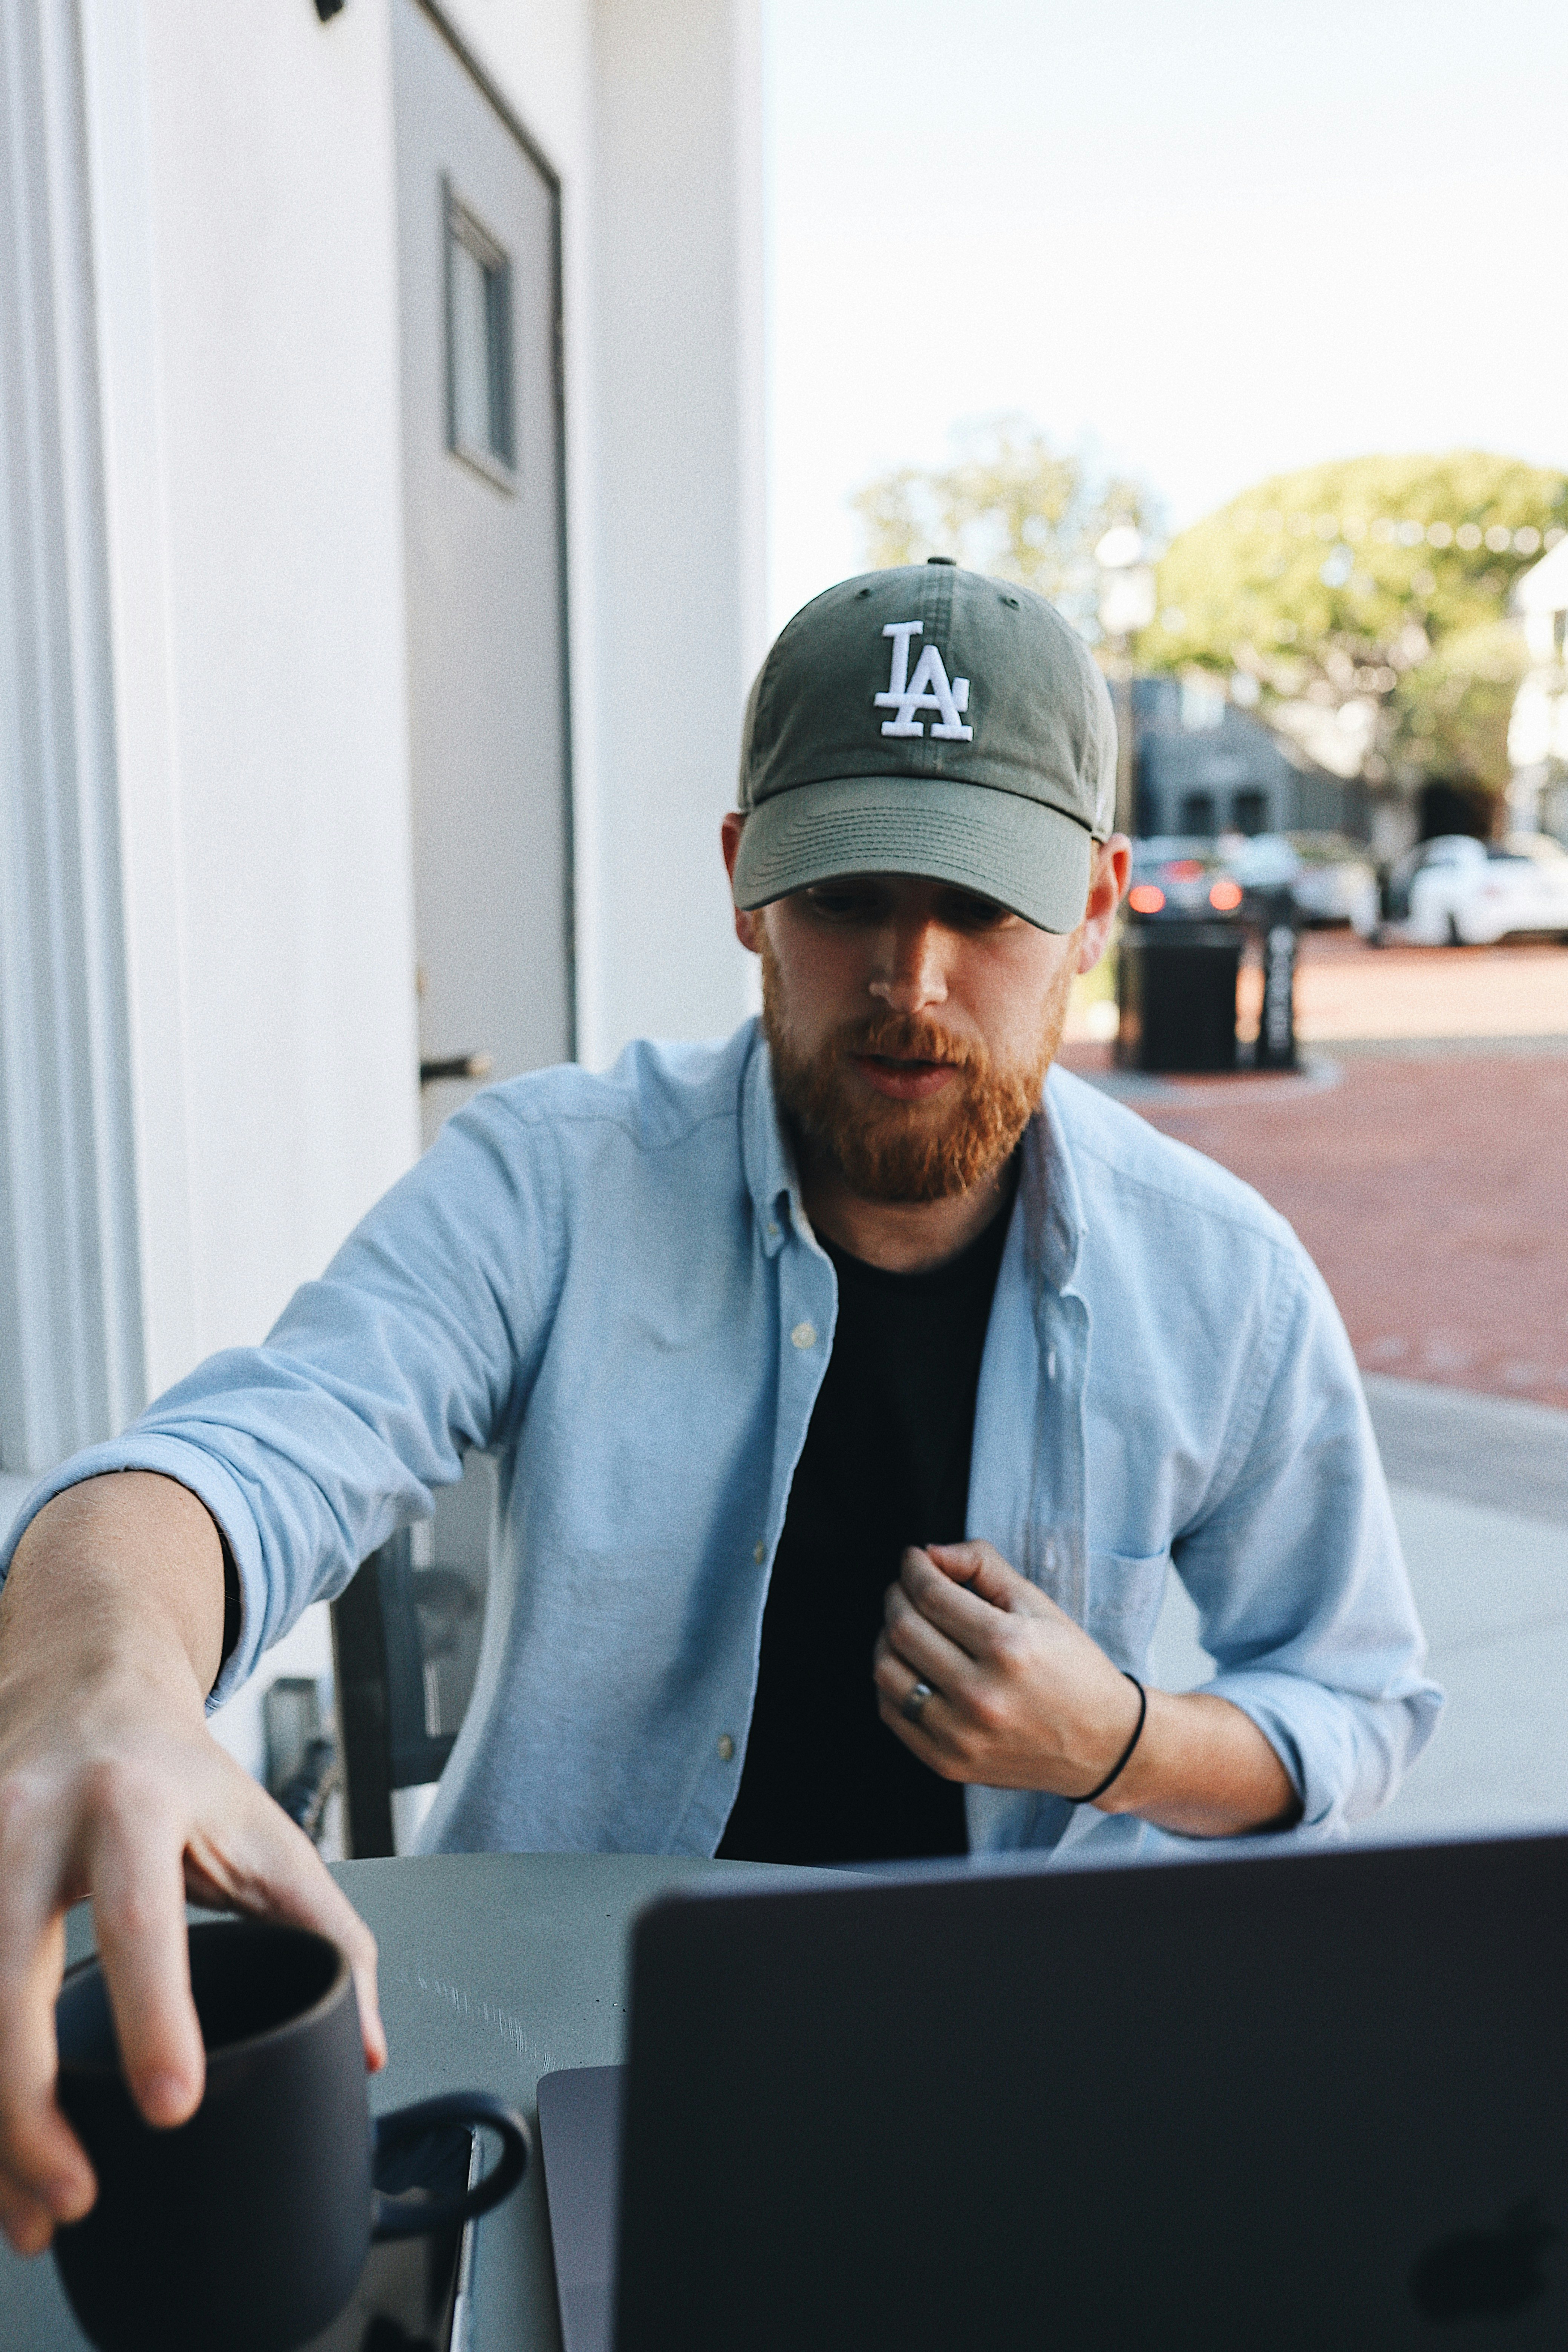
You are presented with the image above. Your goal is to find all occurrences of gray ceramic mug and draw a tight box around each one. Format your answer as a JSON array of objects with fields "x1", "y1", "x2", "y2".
[{"x1": 53, "y1": 1919, "x2": 530, "y2": 2352}]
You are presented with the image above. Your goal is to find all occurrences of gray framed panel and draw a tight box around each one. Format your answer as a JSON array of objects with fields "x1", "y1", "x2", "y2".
[{"x1": 394, "y1": 0, "x2": 576, "y2": 1163}]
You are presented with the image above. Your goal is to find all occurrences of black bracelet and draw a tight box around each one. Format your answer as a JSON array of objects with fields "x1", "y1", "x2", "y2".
[{"x1": 1073, "y1": 1674, "x2": 1147, "y2": 1804}]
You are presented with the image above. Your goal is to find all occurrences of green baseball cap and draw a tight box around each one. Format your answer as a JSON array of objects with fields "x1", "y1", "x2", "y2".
[{"x1": 732, "y1": 560, "x2": 1118, "y2": 934}]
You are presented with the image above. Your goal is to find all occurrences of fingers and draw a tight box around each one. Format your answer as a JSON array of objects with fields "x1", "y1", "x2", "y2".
[
  {"x1": 87, "y1": 1782, "x2": 207, "y2": 2129},
  {"x1": 870, "y1": 1546, "x2": 1026, "y2": 1763},
  {"x1": 185, "y1": 1780, "x2": 386, "y2": 2075},
  {"x1": 259, "y1": 1856, "x2": 386, "y2": 2075},
  {"x1": 0, "y1": 2174, "x2": 61, "y2": 2259},
  {"x1": 923, "y1": 1539, "x2": 1049, "y2": 1615},
  {"x1": 0, "y1": 1887, "x2": 95, "y2": 2253},
  {"x1": 893, "y1": 1544, "x2": 1027, "y2": 1657},
  {"x1": 90, "y1": 1755, "x2": 387, "y2": 2130},
  {"x1": 872, "y1": 1630, "x2": 952, "y2": 1744},
  {"x1": 873, "y1": 1627, "x2": 941, "y2": 1717},
  {"x1": 871, "y1": 1635, "x2": 972, "y2": 1782},
  {"x1": 879, "y1": 1579, "x2": 974, "y2": 1693}
]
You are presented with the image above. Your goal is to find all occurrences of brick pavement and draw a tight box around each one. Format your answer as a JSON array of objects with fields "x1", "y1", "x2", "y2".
[
  {"x1": 1252, "y1": 929, "x2": 1568, "y2": 1043},
  {"x1": 1060, "y1": 934, "x2": 1568, "y2": 1412}
]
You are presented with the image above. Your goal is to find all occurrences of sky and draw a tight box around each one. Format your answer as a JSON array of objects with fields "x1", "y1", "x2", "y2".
[{"x1": 764, "y1": 0, "x2": 1568, "y2": 631}]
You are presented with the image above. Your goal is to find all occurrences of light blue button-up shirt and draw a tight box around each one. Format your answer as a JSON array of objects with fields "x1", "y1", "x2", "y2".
[{"x1": 2, "y1": 1022, "x2": 1440, "y2": 1859}]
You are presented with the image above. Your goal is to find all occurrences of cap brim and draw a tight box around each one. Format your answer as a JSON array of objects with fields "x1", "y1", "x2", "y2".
[{"x1": 731, "y1": 775, "x2": 1093, "y2": 934}]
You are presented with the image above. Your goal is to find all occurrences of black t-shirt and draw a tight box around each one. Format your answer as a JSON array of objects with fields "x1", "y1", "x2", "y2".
[{"x1": 717, "y1": 1193, "x2": 1012, "y2": 1865}]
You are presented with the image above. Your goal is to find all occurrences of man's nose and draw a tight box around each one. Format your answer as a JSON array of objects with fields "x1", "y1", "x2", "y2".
[{"x1": 868, "y1": 921, "x2": 948, "y2": 1013}]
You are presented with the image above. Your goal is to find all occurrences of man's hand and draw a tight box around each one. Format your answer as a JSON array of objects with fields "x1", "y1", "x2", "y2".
[
  {"x1": 873, "y1": 1540, "x2": 1141, "y2": 1795},
  {"x1": 873, "y1": 1539, "x2": 1300, "y2": 1836},
  {"x1": 0, "y1": 1475, "x2": 386, "y2": 2257}
]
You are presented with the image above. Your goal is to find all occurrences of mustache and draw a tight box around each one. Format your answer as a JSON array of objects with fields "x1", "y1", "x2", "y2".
[{"x1": 830, "y1": 1010, "x2": 986, "y2": 1072}]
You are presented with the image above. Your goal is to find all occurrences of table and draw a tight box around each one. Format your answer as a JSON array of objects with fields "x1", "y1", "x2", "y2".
[{"x1": 0, "y1": 1853, "x2": 798, "y2": 2352}]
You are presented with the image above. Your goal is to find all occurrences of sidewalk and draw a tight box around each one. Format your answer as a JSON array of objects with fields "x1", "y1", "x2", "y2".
[
  {"x1": 1149, "y1": 1382, "x2": 1568, "y2": 1842},
  {"x1": 1101, "y1": 1047, "x2": 1568, "y2": 1409}
]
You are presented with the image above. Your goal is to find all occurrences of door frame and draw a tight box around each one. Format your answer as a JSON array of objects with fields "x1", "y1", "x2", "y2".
[{"x1": 0, "y1": 0, "x2": 151, "y2": 1474}]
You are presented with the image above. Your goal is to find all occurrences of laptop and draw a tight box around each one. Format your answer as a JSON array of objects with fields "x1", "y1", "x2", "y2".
[{"x1": 538, "y1": 1832, "x2": 1568, "y2": 2350}]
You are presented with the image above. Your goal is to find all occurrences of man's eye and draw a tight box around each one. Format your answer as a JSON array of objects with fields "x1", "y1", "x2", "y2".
[
  {"x1": 805, "y1": 888, "x2": 880, "y2": 919},
  {"x1": 941, "y1": 893, "x2": 1011, "y2": 931}
]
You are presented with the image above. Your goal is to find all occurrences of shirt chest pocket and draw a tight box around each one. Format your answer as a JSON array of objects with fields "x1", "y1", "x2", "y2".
[{"x1": 1085, "y1": 1549, "x2": 1170, "y2": 1675}]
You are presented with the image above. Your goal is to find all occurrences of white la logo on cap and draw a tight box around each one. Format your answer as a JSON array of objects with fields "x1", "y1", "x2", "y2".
[{"x1": 873, "y1": 622, "x2": 972, "y2": 741}]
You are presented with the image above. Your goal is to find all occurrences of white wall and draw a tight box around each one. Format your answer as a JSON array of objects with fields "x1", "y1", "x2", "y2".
[
  {"x1": 82, "y1": 0, "x2": 421, "y2": 1383},
  {"x1": 4, "y1": 0, "x2": 762, "y2": 1455},
  {"x1": 86, "y1": 0, "x2": 765, "y2": 1400},
  {"x1": 586, "y1": 0, "x2": 766, "y2": 1058}
]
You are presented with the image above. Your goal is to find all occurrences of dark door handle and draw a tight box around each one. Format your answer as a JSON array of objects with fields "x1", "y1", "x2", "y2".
[{"x1": 420, "y1": 1053, "x2": 493, "y2": 1087}]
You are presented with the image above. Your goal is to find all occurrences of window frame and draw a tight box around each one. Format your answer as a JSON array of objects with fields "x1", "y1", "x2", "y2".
[{"x1": 442, "y1": 176, "x2": 517, "y2": 493}]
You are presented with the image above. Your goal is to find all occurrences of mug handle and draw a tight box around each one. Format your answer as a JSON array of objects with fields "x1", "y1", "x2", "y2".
[{"x1": 371, "y1": 2089, "x2": 531, "y2": 2240}]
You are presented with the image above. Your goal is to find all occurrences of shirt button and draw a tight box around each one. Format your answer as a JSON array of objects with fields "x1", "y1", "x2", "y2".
[
  {"x1": 717, "y1": 1733, "x2": 735, "y2": 1762},
  {"x1": 791, "y1": 1321, "x2": 817, "y2": 1349},
  {"x1": 753, "y1": 1540, "x2": 765, "y2": 1564},
  {"x1": 767, "y1": 1220, "x2": 781, "y2": 1239}
]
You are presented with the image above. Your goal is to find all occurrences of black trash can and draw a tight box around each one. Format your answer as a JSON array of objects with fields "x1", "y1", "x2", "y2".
[{"x1": 1116, "y1": 918, "x2": 1241, "y2": 1074}]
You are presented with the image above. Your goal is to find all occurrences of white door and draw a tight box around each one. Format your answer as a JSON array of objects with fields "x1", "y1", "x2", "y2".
[
  {"x1": 385, "y1": 2, "x2": 573, "y2": 1796},
  {"x1": 392, "y1": 0, "x2": 574, "y2": 1154}
]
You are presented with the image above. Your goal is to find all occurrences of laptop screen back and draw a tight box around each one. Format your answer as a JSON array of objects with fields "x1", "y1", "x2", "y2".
[{"x1": 612, "y1": 1835, "x2": 1568, "y2": 2351}]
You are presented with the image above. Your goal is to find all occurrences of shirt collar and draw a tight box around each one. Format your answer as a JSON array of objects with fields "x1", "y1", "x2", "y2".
[
  {"x1": 740, "y1": 1021, "x2": 801, "y2": 1256},
  {"x1": 1034, "y1": 1066, "x2": 1088, "y2": 1294}
]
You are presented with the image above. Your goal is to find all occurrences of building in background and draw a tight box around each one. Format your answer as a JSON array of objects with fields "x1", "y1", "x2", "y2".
[
  {"x1": 1508, "y1": 539, "x2": 1568, "y2": 841},
  {"x1": 1132, "y1": 675, "x2": 1363, "y2": 841},
  {"x1": 1, "y1": 0, "x2": 763, "y2": 1795}
]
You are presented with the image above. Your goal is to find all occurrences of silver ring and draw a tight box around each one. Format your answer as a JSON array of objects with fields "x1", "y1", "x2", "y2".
[{"x1": 902, "y1": 1679, "x2": 935, "y2": 1724}]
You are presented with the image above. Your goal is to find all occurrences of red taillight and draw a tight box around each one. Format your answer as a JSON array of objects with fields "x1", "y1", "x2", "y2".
[
  {"x1": 1128, "y1": 884, "x2": 1166, "y2": 914},
  {"x1": 1209, "y1": 880, "x2": 1243, "y2": 911},
  {"x1": 1168, "y1": 859, "x2": 1205, "y2": 882}
]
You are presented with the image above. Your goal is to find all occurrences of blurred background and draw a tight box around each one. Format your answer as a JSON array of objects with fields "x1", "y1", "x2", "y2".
[
  {"x1": 1, "y1": 0, "x2": 1563, "y2": 1855},
  {"x1": 778, "y1": 0, "x2": 1568, "y2": 1853}
]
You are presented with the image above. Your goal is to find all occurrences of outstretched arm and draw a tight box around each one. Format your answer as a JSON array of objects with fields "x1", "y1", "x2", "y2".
[{"x1": 0, "y1": 1472, "x2": 383, "y2": 2257}]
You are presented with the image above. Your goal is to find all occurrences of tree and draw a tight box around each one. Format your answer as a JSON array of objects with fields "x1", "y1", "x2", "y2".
[
  {"x1": 851, "y1": 416, "x2": 1159, "y2": 640},
  {"x1": 1138, "y1": 452, "x2": 1568, "y2": 801}
]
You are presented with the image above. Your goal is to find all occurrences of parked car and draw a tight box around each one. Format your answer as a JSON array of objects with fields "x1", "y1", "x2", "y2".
[
  {"x1": 1126, "y1": 838, "x2": 1246, "y2": 922},
  {"x1": 1223, "y1": 832, "x2": 1379, "y2": 933},
  {"x1": 1359, "y1": 833, "x2": 1568, "y2": 947}
]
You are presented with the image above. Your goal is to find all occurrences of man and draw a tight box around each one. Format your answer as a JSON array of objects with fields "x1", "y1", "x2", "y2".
[{"x1": 0, "y1": 562, "x2": 1439, "y2": 2254}]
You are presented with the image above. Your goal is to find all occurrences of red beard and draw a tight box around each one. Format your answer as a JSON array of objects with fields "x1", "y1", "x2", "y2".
[{"x1": 761, "y1": 939, "x2": 1070, "y2": 1204}]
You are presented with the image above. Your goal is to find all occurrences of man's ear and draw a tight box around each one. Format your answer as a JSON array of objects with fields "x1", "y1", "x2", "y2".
[
  {"x1": 721, "y1": 811, "x2": 763, "y2": 954},
  {"x1": 1074, "y1": 834, "x2": 1130, "y2": 975}
]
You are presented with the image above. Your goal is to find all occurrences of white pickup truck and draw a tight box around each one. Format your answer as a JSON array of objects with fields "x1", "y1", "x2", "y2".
[{"x1": 1360, "y1": 833, "x2": 1568, "y2": 947}]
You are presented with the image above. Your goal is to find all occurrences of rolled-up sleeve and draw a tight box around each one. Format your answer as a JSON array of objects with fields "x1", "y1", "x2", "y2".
[
  {"x1": 1174, "y1": 1253, "x2": 1443, "y2": 1831},
  {"x1": 0, "y1": 1094, "x2": 566, "y2": 1707}
]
